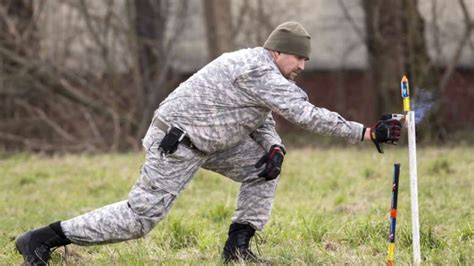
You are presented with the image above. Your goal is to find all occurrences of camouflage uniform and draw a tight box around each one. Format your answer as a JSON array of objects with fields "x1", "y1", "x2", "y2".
[{"x1": 61, "y1": 47, "x2": 364, "y2": 245}]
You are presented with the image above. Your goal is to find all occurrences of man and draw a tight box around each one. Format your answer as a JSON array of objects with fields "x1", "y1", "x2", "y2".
[{"x1": 16, "y1": 21, "x2": 401, "y2": 264}]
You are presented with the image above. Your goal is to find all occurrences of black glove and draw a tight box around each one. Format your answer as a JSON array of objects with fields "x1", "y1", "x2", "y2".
[
  {"x1": 370, "y1": 114, "x2": 402, "y2": 153},
  {"x1": 255, "y1": 144, "x2": 286, "y2": 181}
]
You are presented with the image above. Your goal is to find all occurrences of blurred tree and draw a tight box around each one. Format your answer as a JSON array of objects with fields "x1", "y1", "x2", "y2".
[
  {"x1": 0, "y1": 0, "x2": 35, "y2": 113},
  {"x1": 400, "y1": 0, "x2": 443, "y2": 140},
  {"x1": 203, "y1": 0, "x2": 234, "y2": 60},
  {"x1": 133, "y1": 0, "x2": 188, "y2": 139},
  {"x1": 134, "y1": 0, "x2": 168, "y2": 138},
  {"x1": 1, "y1": 1, "x2": 128, "y2": 152},
  {"x1": 401, "y1": 0, "x2": 438, "y2": 91},
  {"x1": 0, "y1": 0, "x2": 38, "y2": 149},
  {"x1": 363, "y1": 0, "x2": 472, "y2": 140},
  {"x1": 0, "y1": 0, "x2": 190, "y2": 152},
  {"x1": 0, "y1": 0, "x2": 36, "y2": 62},
  {"x1": 434, "y1": 0, "x2": 473, "y2": 139},
  {"x1": 0, "y1": 0, "x2": 470, "y2": 152},
  {"x1": 364, "y1": 0, "x2": 439, "y2": 106},
  {"x1": 363, "y1": 0, "x2": 441, "y2": 139},
  {"x1": 363, "y1": 0, "x2": 405, "y2": 115}
]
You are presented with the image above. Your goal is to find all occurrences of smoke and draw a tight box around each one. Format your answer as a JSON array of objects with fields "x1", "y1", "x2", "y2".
[{"x1": 412, "y1": 89, "x2": 434, "y2": 125}]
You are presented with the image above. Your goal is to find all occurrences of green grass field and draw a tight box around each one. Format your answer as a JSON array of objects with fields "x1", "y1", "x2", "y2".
[{"x1": 1, "y1": 146, "x2": 472, "y2": 265}]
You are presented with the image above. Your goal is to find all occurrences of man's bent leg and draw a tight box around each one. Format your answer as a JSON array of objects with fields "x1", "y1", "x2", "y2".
[
  {"x1": 61, "y1": 184, "x2": 176, "y2": 245},
  {"x1": 61, "y1": 200, "x2": 152, "y2": 245},
  {"x1": 17, "y1": 126, "x2": 205, "y2": 265},
  {"x1": 226, "y1": 152, "x2": 278, "y2": 263},
  {"x1": 62, "y1": 166, "x2": 179, "y2": 245},
  {"x1": 203, "y1": 137, "x2": 278, "y2": 262},
  {"x1": 204, "y1": 137, "x2": 278, "y2": 230},
  {"x1": 61, "y1": 125, "x2": 205, "y2": 245},
  {"x1": 233, "y1": 176, "x2": 278, "y2": 230}
]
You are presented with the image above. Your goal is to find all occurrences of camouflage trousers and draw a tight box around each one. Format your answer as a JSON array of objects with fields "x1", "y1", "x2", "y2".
[{"x1": 61, "y1": 124, "x2": 279, "y2": 245}]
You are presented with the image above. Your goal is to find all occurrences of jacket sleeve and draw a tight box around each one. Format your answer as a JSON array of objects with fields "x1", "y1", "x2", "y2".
[
  {"x1": 235, "y1": 67, "x2": 364, "y2": 144},
  {"x1": 250, "y1": 113, "x2": 284, "y2": 151}
]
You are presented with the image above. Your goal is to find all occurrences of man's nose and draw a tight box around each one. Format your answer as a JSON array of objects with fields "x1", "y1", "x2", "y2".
[{"x1": 298, "y1": 59, "x2": 305, "y2": 70}]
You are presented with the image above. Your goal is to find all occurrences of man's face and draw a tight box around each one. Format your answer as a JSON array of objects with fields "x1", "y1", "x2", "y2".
[{"x1": 271, "y1": 51, "x2": 306, "y2": 81}]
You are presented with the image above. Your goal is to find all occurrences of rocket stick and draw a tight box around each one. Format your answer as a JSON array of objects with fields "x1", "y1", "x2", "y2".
[{"x1": 400, "y1": 75, "x2": 421, "y2": 264}]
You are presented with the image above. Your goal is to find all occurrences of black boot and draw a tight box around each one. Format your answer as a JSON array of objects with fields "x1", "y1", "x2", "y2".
[
  {"x1": 16, "y1": 221, "x2": 72, "y2": 266},
  {"x1": 222, "y1": 223, "x2": 267, "y2": 263}
]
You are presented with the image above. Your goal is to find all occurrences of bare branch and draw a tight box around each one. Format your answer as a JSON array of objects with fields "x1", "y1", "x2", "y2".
[
  {"x1": 163, "y1": 1, "x2": 189, "y2": 53},
  {"x1": 0, "y1": 131, "x2": 56, "y2": 151},
  {"x1": 431, "y1": 0, "x2": 443, "y2": 65},
  {"x1": 78, "y1": 0, "x2": 112, "y2": 69},
  {"x1": 80, "y1": 107, "x2": 106, "y2": 144},
  {"x1": 439, "y1": 0, "x2": 473, "y2": 92},
  {"x1": 16, "y1": 100, "x2": 77, "y2": 143},
  {"x1": 337, "y1": 0, "x2": 365, "y2": 42},
  {"x1": 458, "y1": 0, "x2": 472, "y2": 23},
  {"x1": 231, "y1": 0, "x2": 250, "y2": 38}
]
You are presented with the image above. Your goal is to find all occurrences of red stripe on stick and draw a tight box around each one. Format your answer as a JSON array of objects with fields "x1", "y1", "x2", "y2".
[{"x1": 390, "y1": 209, "x2": 397, "y2": 218}]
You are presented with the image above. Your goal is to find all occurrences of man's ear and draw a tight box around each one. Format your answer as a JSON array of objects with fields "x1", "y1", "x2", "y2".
[{"x1": 270, "y1": 50, "x2": 280, "y2": 60}]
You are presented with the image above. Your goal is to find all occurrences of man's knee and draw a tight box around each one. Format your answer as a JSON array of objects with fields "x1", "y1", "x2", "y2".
[{"x1": 127, "y1": 185, "x2": 176, "y2": 236}]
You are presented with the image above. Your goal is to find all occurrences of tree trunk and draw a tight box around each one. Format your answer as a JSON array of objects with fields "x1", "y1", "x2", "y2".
[
  {"x1": 363, "y1": 0, "x2": 405, "y2": 116},
  {"x1": 0, "y1": 0, "x2": 36, "y2": 108},
  {"x1": 401, "y1": 0, "x2": 438, "y2": 90},
  {"x1": 133, "y1": 0, "x2": 173, "y2": 139},
  {"x1": 0, "y1": 0, "x2": 37, "y2": 149},
  {"x1": 363, "y1": 0, "x2": 441, "y2": 140},
  {"x1": 401, "y1": 0, "x2": 443, "y2": 140},
  {"x1": 203, "y1": 0, "x2": 234, "y2": 60}
]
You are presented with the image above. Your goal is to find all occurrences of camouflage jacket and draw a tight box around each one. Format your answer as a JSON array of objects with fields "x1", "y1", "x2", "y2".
[{"x1": 156, "y1": 47, "x2": 364, "y2": 154}]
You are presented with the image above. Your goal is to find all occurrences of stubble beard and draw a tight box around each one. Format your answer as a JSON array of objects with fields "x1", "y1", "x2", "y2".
[{"x1": 289, "y1": 71, "x2": 300, "y2": 81}]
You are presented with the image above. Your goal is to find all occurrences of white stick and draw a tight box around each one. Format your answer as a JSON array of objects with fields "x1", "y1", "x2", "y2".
[{"x1": 407, "y1": 111, "x2": 421, "y2": 264}]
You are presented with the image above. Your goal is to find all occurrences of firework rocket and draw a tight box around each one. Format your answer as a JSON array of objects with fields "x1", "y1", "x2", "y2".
[
  {"x1": 401, "y1": 75, "x2": 411, "y2": 112},
  {"x1": 387, "y1": 163, "x2": 400, "y2": 266}
]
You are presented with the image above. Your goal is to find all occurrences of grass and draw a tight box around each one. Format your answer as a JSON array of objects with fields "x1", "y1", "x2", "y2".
[{"x1": 0, "y1": 146, "x2": 473, "y2": 264}]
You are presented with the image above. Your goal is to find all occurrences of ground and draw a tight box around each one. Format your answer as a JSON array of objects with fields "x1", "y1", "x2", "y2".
[{"x1": 0, "y1": 146, "x2": 472, "y2": 264}]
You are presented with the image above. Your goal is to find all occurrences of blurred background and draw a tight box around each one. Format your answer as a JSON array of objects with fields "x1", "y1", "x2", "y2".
[{"x1": 0, "y1": 0, "x2": 473, "y2": 153}]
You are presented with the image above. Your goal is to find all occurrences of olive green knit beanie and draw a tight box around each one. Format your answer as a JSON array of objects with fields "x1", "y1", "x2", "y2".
[{"x1": 263, "y1": 21, "x2": 311, "y2": 60}]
